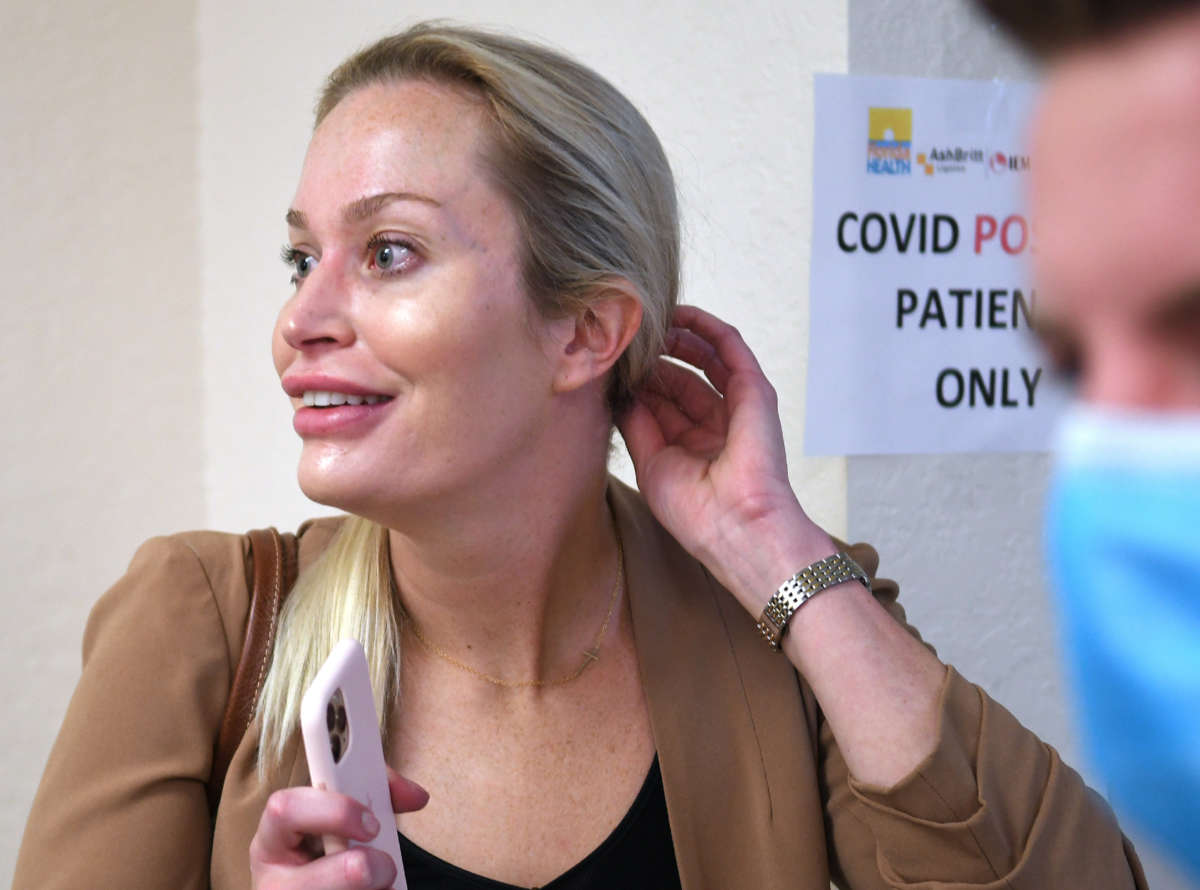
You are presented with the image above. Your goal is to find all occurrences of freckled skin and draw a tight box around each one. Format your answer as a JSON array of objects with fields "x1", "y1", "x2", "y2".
[
  {"x1": 1031, "y1": 9, "x2": 1200, "y2": 409},
  {"x1": 273, "y1": 81, "x2": 563, "y2": 524}
]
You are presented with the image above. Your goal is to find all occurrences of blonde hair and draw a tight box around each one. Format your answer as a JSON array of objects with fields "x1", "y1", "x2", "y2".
[
  {"x1": 257, "y1": 22, "x2": 681, "y2": 768},
  {"x1": 257, "y1": 517, "x2": 398, "y2": 769}
]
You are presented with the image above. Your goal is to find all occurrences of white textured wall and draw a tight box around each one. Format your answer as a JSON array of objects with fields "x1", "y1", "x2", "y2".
[{"x1": 0, "y1": 1, "x2": 205, "y2": 883}]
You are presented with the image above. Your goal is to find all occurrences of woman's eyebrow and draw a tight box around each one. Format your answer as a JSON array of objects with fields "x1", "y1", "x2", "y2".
[
  {"x1": 285, "y1": 192, "x2": 443, "y2": 232},
  {"x1": 344, "y1": 191, "x2": 442, "y2": 224}
]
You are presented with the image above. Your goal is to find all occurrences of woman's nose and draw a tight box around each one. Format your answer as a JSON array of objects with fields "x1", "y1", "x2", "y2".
[{"x1": 277, "y1": 257, "x2": 356, "y2": 352}]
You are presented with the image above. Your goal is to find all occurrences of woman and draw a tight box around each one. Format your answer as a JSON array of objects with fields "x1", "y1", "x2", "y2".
[{"x1": 16, "y1": 22, "x2": 1144, "y2": 890}]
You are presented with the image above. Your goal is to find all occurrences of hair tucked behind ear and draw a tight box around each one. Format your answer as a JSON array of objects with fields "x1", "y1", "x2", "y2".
[{"x1": 257, "y1": 22, "x2": 681, "y2": 770}]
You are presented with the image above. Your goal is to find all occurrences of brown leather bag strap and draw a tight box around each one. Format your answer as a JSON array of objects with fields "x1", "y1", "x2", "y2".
[{"x1": 208, "y1": 527, "x2": 299, "y2": 814}]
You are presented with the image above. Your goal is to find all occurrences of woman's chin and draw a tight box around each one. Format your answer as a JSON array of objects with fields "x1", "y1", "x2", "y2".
[
  {"x1": 295, "y1": 453, "x2": 375, "y2": 513},
  {"x1": 295, "y1": 456, "x2": 422, "y2": 521},
  {"x1": 296, "y1": 473, "x2": 351, "y2": 512}
]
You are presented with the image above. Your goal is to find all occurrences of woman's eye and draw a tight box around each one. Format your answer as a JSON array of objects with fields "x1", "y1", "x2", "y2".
[
  {"x1": 281, "y1": 246, "x2": 318, "y2": 284},
  {"x1": 367, "y1": 238, "x2": 416, "y2": 275},
  {"x1": 374, "y1": 244, "x2": 397, "y2": 269}
]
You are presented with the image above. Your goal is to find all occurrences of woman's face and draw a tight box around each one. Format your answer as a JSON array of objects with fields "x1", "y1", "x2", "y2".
[{"x1": 273, "y1": 80, "x2": 565, "y2": 517}]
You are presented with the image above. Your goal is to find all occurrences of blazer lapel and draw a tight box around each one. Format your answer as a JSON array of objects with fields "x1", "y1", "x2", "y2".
[{"x1": 609, "y1": 479, "x2": 830, "y2": 890}]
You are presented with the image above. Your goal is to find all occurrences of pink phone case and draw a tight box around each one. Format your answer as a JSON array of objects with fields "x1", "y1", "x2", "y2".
[{"x1": 301, "y1": 639, "x2": 407, "y2": 889}]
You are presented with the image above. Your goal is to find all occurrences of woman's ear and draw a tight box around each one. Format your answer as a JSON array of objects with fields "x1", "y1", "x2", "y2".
[{"x1": 551, "y1": 280, "x2": 643, "y2": 394}]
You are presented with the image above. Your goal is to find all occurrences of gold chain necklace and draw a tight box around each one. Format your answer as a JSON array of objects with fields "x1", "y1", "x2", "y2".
[{"x1": 399, "y1": 522, "x2": 625, "y2": 689}]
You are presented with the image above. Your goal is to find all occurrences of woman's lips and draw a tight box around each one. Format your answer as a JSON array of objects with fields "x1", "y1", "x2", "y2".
[
  {"x1": 280, "y1": 373, "x2": 391, "y2": 400},
  {"x1": 292, "y1": 391, "x2": 395, "y2": 437}
]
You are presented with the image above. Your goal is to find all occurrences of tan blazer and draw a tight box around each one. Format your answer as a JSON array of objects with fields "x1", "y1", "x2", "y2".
[{"x1": 14, "y1": 480, "x2": 1146, "y2": 889}]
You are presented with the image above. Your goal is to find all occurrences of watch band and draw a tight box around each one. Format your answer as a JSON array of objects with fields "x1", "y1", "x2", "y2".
[{"x1": 756, "y1": 551, "x2": 870, "y2": 651}]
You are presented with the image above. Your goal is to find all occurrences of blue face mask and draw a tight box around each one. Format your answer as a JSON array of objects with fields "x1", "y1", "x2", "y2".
[{"x1": 1047, "y1": 405, "x2": 1200, "y2": 881}]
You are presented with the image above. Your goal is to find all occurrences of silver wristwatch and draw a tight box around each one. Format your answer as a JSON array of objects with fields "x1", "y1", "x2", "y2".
[{"x1": 756, "y1": 551, "x2": 871, "y2": 651}]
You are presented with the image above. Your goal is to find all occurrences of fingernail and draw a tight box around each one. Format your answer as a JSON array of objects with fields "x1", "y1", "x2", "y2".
[{"x1": 362, "y1": 810, "x2": 380, "y2": 836}]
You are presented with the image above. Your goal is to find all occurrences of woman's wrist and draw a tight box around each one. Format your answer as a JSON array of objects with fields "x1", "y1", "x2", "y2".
[{"x1": 704, "y1": 502, "x2": 841, "y2": 617}]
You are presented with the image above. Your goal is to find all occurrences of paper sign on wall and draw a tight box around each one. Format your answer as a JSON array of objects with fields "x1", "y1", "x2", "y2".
[{"x1": 805, "y1": 74, "x2": 1065, "y2": 456}]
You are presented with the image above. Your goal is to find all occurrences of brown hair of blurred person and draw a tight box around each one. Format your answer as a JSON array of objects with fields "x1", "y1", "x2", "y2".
[{"x1": 978, "y1": 0, "x2": 1200, "y2": 53}]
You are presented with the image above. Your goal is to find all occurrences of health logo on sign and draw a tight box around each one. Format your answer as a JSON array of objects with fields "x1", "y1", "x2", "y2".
[
  {"x1": 988, "y1": 151, "x2": 1032, "y2": 175},
  {"x1": 866, "y1": 107, "x2": 912, "y2": 175}
]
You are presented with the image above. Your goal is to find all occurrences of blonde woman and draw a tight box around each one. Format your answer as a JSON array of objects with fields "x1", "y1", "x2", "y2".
[{"x1": 16, "y1": 23, "x2": 1144, "y2": 890}]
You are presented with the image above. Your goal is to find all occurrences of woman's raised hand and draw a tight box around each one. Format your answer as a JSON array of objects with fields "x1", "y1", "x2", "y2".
[
  {"x1": 249, "y1": 768, "x2": 428, "y2": 890},
  {"x1": 618, "y1": 305, "x2": 836, "y2": 614},
  {"x1": 621, "y1": 306, "x2": 949, "y2": 788}
]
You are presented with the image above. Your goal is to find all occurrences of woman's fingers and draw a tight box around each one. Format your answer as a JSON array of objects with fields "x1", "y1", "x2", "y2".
[
  {"x1": 250, "y1": 775, "x2": 427, "y2": 888},
  {"x1": 663, "y1": 308, "x2": 777, "y2": 421},
  {"x1": 640, "y1": 359, "x2": 725, "y2": 428},
  {"x1": 616, "y1": 396, "x2": 662, "y2": 466},
  {"x1": 638, "y1": 389, "x2": 698, "y2": 446},
  {"x1": 386, "y1": 767, "x2": 430, "y2": 813},
  {"x1": 665, "y1": 326, "x2": 732, "y2": 394},
  {"x1": 622, "y1": 305, "x2": 784, "y2": 474},
  {"x1": 671, "y1": 305, "x2": 767, "y2": 379},
  {"x1": 252, "y1": 787, "x2": 380, "y2": 866},
  {"x1": 255, "y1": 847, "x2": 398, "y2": 890}
]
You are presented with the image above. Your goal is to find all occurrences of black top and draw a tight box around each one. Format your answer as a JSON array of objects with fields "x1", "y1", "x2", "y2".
[{"x1": 397, "y1": 757, "x2": 682, "y2": 889}]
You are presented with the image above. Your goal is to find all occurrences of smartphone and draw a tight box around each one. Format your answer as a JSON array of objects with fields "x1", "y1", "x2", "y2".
[{"x1": 301, "y1": 638, "x2": 407, "y2": 889}]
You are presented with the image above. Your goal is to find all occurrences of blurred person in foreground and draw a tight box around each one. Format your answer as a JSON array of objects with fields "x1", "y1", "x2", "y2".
[{"x1": 981, "y1": 0, "x2": 1200, "y2": 880}]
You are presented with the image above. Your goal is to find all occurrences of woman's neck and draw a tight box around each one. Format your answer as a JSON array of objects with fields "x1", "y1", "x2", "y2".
[{"x1": 384, "y1": 461, "x2": 622, "y2": 690}]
